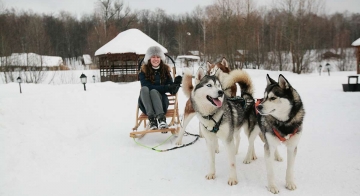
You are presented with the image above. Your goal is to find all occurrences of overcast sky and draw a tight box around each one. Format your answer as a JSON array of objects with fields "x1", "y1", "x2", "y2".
[{"x1": 1, "y1": 0, "x2": 359, "y2": 18}]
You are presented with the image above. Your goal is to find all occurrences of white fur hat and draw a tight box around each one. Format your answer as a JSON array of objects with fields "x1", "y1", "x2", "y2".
[{"x1": 144, "y1": 46, "x2": 166, "y2": 63}]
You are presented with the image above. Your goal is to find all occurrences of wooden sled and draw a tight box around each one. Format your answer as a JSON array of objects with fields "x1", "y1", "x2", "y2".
[
  {"x1": 130, "y1": 57, "x2": 181, "y2": 138},
  {"x1": 130, "y1": 92, "x2": 180, "y2": 138}
]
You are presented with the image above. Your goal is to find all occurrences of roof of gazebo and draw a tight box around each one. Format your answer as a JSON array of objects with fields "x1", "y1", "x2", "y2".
[
  {"x1": 351, "y1": 38, "x2": 360, "y2": 46},
  {"x1": 95, "y1": 28, "x2": 168, "y2": 56}
]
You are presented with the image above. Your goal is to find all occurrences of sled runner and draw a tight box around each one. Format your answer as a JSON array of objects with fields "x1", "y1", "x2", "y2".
[{"x1": 130, "y1": 54, "x2": 180, "y2": 138}]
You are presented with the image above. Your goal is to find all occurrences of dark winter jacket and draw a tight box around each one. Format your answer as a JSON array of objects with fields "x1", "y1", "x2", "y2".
[{"x1": 138, "y1": 64, "x2": 174, "y2": 114}]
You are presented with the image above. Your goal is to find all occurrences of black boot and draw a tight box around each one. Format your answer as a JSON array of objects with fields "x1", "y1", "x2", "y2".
[
  {"x1": 157, "y1": 114, "x2": 168, "y2": 130},
  {"x1": 148, "y1": 116, "x2": 158, "y2": 130}
]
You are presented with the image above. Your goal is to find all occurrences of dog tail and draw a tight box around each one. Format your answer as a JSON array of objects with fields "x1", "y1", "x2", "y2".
[
  {"x1": 222, "y1": 69, "x2": 254, "y2": 96},
  {"x1": 182, "y1": 68, "x2": 193, "y2": 98}
]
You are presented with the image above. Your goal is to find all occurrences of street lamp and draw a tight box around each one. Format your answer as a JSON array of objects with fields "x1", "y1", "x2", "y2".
[
  {"x1": 80, "y1": 73, "x2": 87, "y2": 91},
  {"x1": 17, "y1": 76, "x2": 22, "y2": 93},
  {"x1": 92, "y1": 75, "x2": 95, "y2": 83}
]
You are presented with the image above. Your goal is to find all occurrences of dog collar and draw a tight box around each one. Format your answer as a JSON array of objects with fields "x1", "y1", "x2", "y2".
[
  {"x1": 201, "y1": 114, "x2": 224, "y2": 133},
  {"x1": 272, "y1": 127, "x2": 298, "y2": 142}
]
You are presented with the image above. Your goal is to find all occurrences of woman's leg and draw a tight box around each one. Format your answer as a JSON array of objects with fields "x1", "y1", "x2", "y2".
[
  {"x1": 140, "y1": 86, "x2": 155, "y2": 117},
  {"x1": 149, "y1": 89, "x2": 164, "y2": 116},
  {"x1": 150, "y1": 89, "x2": 167, "y2": 129},
  {"x1": 140, "y1": 87, "x2": 157, "y2": 129}
]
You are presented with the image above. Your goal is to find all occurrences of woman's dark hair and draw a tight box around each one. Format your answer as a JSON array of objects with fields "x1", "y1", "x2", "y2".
[{"x1": 144, "y1": 60, "x2": 171, "y2": 84}]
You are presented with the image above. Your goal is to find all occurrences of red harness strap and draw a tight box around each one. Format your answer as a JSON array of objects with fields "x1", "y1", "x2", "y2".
[{"x1": 273, "y1": 127, "x2": 298, "y2": 142}]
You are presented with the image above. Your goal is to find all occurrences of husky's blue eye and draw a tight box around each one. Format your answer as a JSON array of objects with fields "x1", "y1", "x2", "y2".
[{"x1": 207, "y1": 84, "x2": 212, "y2": 87}]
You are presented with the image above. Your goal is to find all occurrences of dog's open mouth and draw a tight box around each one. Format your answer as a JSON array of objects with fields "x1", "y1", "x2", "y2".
[{"x1": 207, "y1": 95, "x2": 222, "y2": 107}]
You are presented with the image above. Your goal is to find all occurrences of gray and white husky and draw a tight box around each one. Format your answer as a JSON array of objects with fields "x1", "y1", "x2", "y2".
[
  {"x1": 256, "y1": 74, "x2": 305, "y2": 194},
  {"x1": 181, "y1": 68, "x2": 258, "y2": 185}
]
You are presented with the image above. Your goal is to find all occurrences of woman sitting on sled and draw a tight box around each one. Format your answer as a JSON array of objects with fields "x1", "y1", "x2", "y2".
[{"x1": 138, "y1": 46, "x2": 181, "y2": 130}]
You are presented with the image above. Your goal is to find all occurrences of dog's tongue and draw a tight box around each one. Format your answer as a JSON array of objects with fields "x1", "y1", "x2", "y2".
[{"x1": 213, "y1": 98, "x2": 222, "y2": 107}]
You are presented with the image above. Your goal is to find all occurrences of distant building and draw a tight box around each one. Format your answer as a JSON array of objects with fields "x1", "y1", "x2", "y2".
[
  {"x1": 351, "y1": 38, "x2": 360, "y2": 74},
  {"x1": 0, "y1": 53, "x2": 64, "y2": 71},
  {"x1": 79, "y1": 54, "x2": 94, "y2": 69},
  {"x1": 82, "y1": 54, "x2": 93, "y2": 65}
]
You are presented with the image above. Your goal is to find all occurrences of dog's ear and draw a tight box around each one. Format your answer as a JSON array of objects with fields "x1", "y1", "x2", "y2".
[
  {"x1": 196, "y1": 67, "x2": 206, "y2": 82},
  {"x1": 206, "y1": 62, "x2": 212, "y2": 72},
  {"x1": 266, "y1": 74, "x2": 276, "y2": 85},
  {"x1": 221, "y1": 57, "x2": 229, "y2": 68},
  {"x1": 278, "y1": 74, "x2": 291, "y2": 89},
  {"x1": 205, "y1": 61, "x2": 212, "y2": 75}
]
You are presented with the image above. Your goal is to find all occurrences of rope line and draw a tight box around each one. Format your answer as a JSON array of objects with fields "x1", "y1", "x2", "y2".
[
  {"x1": 133, "y1": 114, "x2": 201, "y2": 152},
  {"x1": 133, "y1": 132, "x2": 199, "y2": 152}
]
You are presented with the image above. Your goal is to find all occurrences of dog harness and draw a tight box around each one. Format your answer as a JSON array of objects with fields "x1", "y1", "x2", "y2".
[
  {"x1": 272, "y1": 127, "x2": 298, "y2": 142},
  {"x1": 201, "y1": 97, "x2": 254, "y2": 134},
  {"x1": 201, "y1": 114, "x2": 224, "y2": 133}
]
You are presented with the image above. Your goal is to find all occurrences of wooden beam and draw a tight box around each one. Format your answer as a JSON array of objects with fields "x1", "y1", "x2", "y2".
[{"x1": 130, "y1": 127, "x2": 179, "y2": 138}]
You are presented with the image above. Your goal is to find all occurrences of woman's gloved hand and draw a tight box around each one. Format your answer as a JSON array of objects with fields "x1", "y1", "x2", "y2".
[
  {"x1": 174, "y1": 75, "x2": 182, "y2": 85},
  {"x1": 167, "y1": 84, "x2": 180, "y2": 95}
]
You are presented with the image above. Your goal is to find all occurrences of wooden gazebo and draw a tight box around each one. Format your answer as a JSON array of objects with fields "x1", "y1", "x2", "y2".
[
  {"x1": 95, "y1": 29, "x2": 168, "y2": 82},
  {"x1": 352, "y1": 38, "x2": 360, "y2": 74}
]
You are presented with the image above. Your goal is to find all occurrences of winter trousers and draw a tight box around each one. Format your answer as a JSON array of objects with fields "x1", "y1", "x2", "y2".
[{"x1": 139, "y1": 86, "x2": 164, "y2": 118}]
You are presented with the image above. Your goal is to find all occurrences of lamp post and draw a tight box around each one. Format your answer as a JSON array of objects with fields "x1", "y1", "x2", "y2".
[
  {"x1": 92, "y1": 75, "x2": 95, "y2": 83},
  {"x1": 17, "y1": 76, "x2": 22, "y2": 93},
  {"x1": 80, "y1": 73, "x2": 87, "y2": 91},
  {"x1": 185, "y1": 32, "x2": 191, "y2": 54}
]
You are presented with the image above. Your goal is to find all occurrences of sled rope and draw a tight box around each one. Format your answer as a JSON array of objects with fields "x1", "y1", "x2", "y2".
[
  {"x1": 133, "y1": 134, "x2": 174, "y2": 152},
  {"x1": 132, "y1": 132, "x2": 199, "y2": 152},
  {"x1": 157, "y1": 114, "x2": 201, "y2": 151},
  {"x1": 133, "y1": 115, "x2": 200, "y2": 152}
]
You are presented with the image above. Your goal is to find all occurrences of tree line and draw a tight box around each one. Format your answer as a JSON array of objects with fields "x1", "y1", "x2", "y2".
[{"x1": 0, "y1": 0, "x2": 359, "y2": 73}]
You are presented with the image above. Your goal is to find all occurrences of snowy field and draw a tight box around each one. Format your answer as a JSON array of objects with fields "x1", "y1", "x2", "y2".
[{"x1": 1, "y1": 69, "x2": 360, "y2": 196}]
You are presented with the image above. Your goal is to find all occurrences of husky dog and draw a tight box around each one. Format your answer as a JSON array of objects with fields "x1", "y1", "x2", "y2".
[
  {"x1": 181, "y1": 67, "x2": 257, "y2": 185},
  {"x1": 256, "y1": 74, "x2": 305, "y2": 194},
  {"x1": 176, "y1": 59, "x2": 263, "y2": 164},
  {"x1": 176, "y1": 58, "x2": 235, "y2": 144}
]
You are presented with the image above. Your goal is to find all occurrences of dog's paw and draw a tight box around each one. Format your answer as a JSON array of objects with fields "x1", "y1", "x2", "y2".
[
  {"x1": 175, "y1": 140, "x2": 182, "y2": 146},
  {"x1": 227, "y1": 178, "x2": 238, "y2": 186},
  {"x1": 243, "y1": 153, "x2": 257, "y2": 164},
  {"x1": 267, "y1": 185, "x2": 280, "y2": 194},
  {"x1": 286, "y1": 181, "x2": 297, "y2": 190},
  {"x1": 274, "y1": 155, "x2": 283, "y2": 162},
  {"x1": 274, "y1": 150, "x2": 283, "y2": 162},
  {"x1": 243, "y1": 159, "x2": 252, "y2": 164},
  {"x1": 205, "y1": 173, "x2": 216, "y2": 180},
  {"x1": 252, "y1": 153, "x2": 258, "y2": 160},
  {"x1": 215, "y1": 148, "x2": 220, "y2": 154}
]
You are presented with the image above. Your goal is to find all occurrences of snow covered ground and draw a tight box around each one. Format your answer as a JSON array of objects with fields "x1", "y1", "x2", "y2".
[{"x1": 1, "y1": 69, "x2": 360, "y2": 196}]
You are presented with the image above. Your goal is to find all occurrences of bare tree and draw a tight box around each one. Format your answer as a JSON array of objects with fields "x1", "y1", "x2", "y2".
[
  {"x1": 95, "y1": 0, "x2": 133, "y2": 40},
  {"x1": 193, "y1": 6, "x2": 208, "y2": 61},
  {"x1": 276, "y1": 0, "x2": 323, "y2": 73},
  {"x1": 1, "y1": 0, "x2": 359, "y2": 77}
]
